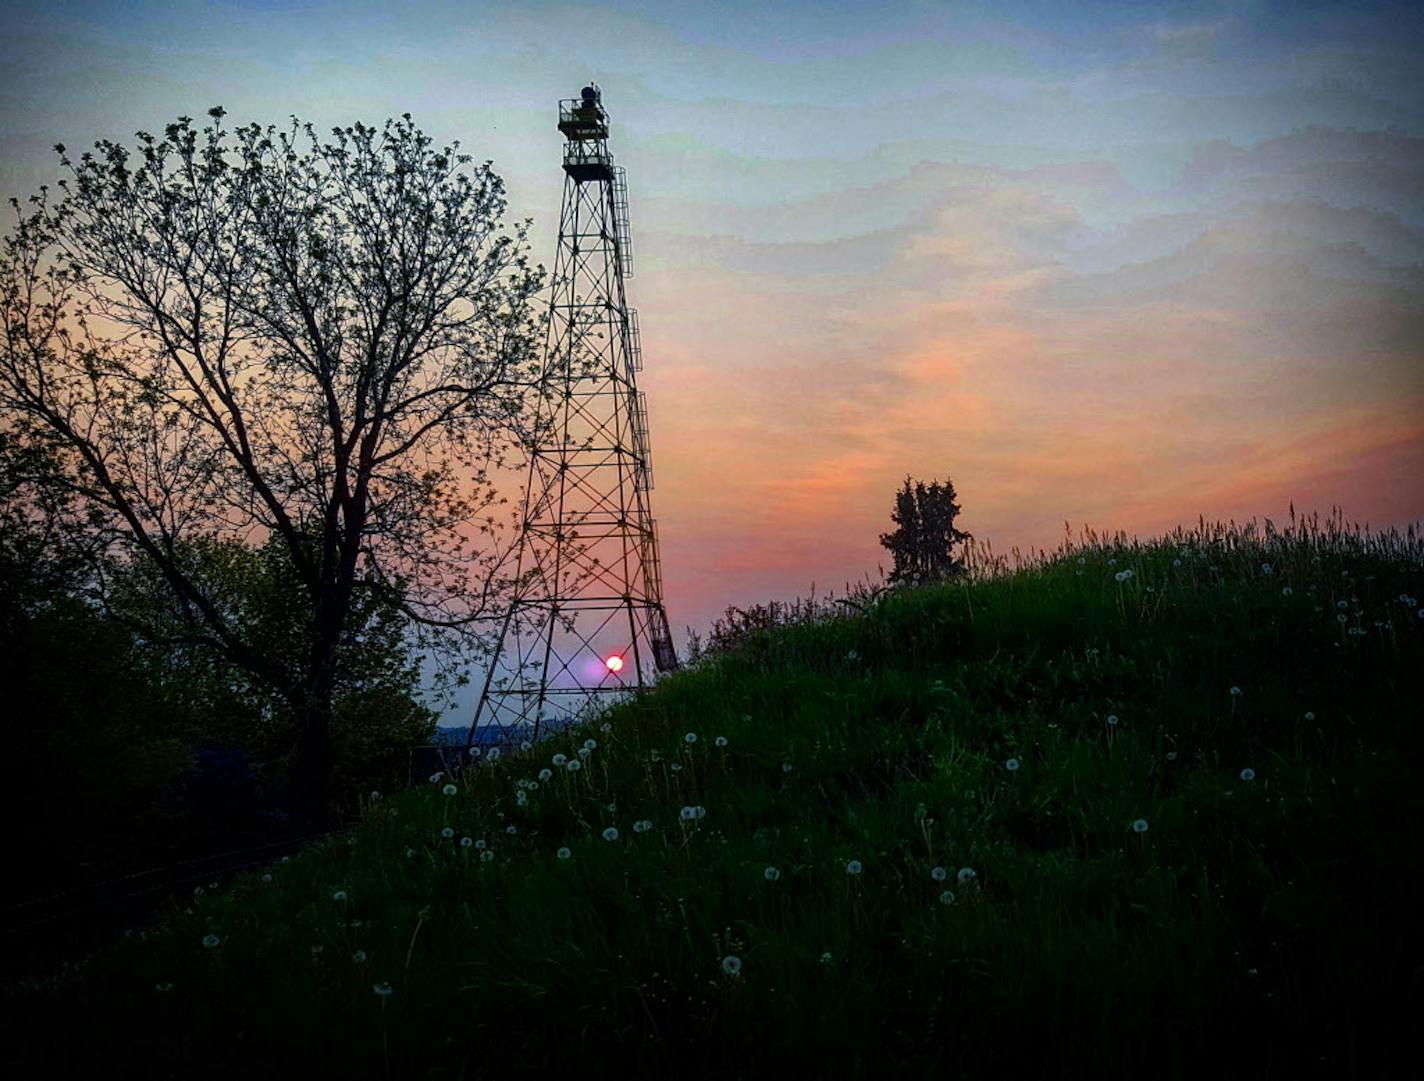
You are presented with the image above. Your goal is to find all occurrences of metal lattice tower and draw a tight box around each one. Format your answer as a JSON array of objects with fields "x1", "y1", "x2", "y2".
[{"x1": 469, "y1": 84, "x2": 677, "y2": 744}]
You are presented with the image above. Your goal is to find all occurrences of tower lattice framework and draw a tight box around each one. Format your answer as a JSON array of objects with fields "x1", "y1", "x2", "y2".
[{"x1": 470, "y1": 85, "x2": 677, "y2": 743}]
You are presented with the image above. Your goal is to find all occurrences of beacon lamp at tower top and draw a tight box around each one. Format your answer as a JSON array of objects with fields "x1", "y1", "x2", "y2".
[{"x1": 605, "y1": 655, "x2": 624, "y2": 674}]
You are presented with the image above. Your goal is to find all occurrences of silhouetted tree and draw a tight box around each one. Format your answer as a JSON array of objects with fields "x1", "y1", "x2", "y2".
[
  {"x1": 879, "y1": 475, "x2": 970, "y2": 584},
  {"x1": 0, "y1": 109, "x2": 543, "y2": 821}
]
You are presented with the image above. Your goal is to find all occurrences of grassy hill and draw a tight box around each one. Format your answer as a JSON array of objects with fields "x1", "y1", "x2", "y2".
[{"x1": 8, "y1": 515, "x2": 1423, "y2": 1079}]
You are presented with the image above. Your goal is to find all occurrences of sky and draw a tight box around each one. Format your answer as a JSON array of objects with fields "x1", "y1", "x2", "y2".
[{"x1": 2, "y1": 0, "x2": 1423, "y2": 706}]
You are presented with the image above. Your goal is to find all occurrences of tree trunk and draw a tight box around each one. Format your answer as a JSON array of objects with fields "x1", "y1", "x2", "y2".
[{"x1": 293, "y1": 691, "x2": 333, "y2": 826}]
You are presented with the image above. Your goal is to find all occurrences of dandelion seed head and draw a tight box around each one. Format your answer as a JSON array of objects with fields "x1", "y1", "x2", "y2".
[
  {"x1": 538, "y1": 768, "x2": 553, "y2": 782},
  {"x1": 1106, "y1": 714, "x2": 1119, "y2": 726},
  {"x1": 566, "y1": 759, "x2": 582, "y2": 772},
  {"x1": 845, "y1": 860, "x2": 863, "y2": 875},
  {"x1": 577, "y1": 747, "x2": 592, "y2": 759},
  {"x1": 442, "y1": 783, "x2": 458, "y2": 796},
  {"x1": 460, "y1": 836, "x2": 473, "y2": 848},
  {"x1": 1337, "y1": 600, "x2": 1349, "y2": 610},
  {"x1": 602, "y1": 827, "x2": 619, "y2": 842},
  {"x1": 262, "y1": 873, "x2": 273, "y2": 882},
  {"x1": 372, "y1": 982, "x2": 394, "y2": 997},
  {"x1": 1304, "y1": 711, "x2": 1315, "y2": 721},
  {"x1": 764, "y1": 866, "x2": 781, "y2": 881},
  {"x1": 820, "y1": 951, "x2": 833, "y2": 964},
  {"x1": 506, "y1": 825, "x2": 518, "y2": 835},
  {"x1": 201, "y1": 934, "x2": 220, "y2": 949},
  {"x1": 474, "y1": 839, "x2": 486, "y2": 849},
  {"x1": 479, "y1": 850, "x2": 494, "y2": 862},
  {"x1": 557, "y1": 847, "x2": 572, "y2": 860},
  {"x1": 1166, "y1": 751, "x2": 1178, "y2": 761},
  {"x1": 956, "y1": 867, "x2": 977, "y2": 883},
  {"x1": 552, "y1": 753, "x2": 567, "y2": 766},
  {"x1": 1282, "y1": 587, "x2": 1293, "y2": 597},
  {"x1": 684, "y1": 732, "x2": 698, "y2": 744},
  {"x1": 1005, "y1": 757, "x2": 1020, "y2": 771},
  {"x1": 519, "y1": 740, "x2": 532, "y2": 752},
  {"x1": 583, "y1": 739, "x2": 597, "y2": 751},
  {"x1": 931, "y1": 866, "x2": 948, "y2": 881},
  {"x1": 440, "y1": 827, "x2": 454, "y2": 839},
  {"x1": 714, "y1": 736, "x2": 728, "y2": 747},
  {"x1": 486, "y1": 748, "x2": 501, "y2": 761},
  {"x1": 353, "y1": 950, "x2": 367, "y2": 963},
  {"x1": 1132, "y1": 819, "x2": 1149, "y2": 833},
  {"x1": 1229, "y1": 686, "x2": 1242, "y2": 696},
  {"x1": 1261, "y1": 563, "x2": 1273, "y2": 575},
  {"x1": 468, "y1": 747, "x2": 481, "y2": 759},
  {"x1": 722, "y1": 955, "x2": 742, "y2": 975},
  {"x1": 782, "y1": 762, "x2": 794, "y2": 773},
  {"x1": 600, "y1": 722, "x2": 612, "y2": 733},
  {"x1": 1239, "y1": 768, "x2": 1256, "y2": 781},
  {"x1": 332, "y1": 890, "x2": 348, "y2": 902}
]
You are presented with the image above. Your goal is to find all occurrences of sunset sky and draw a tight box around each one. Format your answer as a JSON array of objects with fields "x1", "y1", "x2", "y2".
[{"x1": 3, "y1": 0, "x2": 1422, "y2": 685}]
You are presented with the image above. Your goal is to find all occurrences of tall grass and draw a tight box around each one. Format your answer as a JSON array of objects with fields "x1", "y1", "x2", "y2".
[{"x1": 7, "y1": 512, "x2": 1422, "y2": 1080}]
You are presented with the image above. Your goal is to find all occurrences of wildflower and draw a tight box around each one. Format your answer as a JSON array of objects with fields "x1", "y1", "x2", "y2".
[
  {"x1": 479, "y1": 850, "x2": 494, "y2": 862},
  {"x1": 353, "y1": 950, "x2": 367, "y2": 963},
  {"x1": 372, "y1": 983, "x2": 395, "y2": 997},
  {"x1": 551, "y1": 753, "x2": 567, "y2": 767},
  {"x1": 846, "y1": 860, "x2": 863, "y2": 876},
  {"x1": 201, "y1": 934, "x2": 220, "y2": 949},
  {"x1": 333, "y1": 890, "x2": 348, "y2": 902},
  {"x1": 557, "y1": 847, "x2": 572, "y2": 860},
  {"x1": 764, "y1": 866, "x2": 781, "y2": 882},
  {"x1": 442, "y1": 783, "x2": 458, "y2": 796},
  {"x1": 538, "y1": 768, "x2": 553, "y2": 782},
  {"x1": 603, "y1": 827, "x2": 619, "y2": 842},
  {"x1": 1132, "y1": 819, "x2": 1149, "y2": 833},
  {"x1": 429, "y1": 772, "x2": 444, "y2": 784},
  {"x1": 956, "y1": 867, "x2": 977, "y2": 882},
  {"x1": 566, "y1": 759, "x2": 582, "y2": 772},
  {"x1": 441, "y1": 827, "x2": 455, "y2": 839},
  {"x1": 931, "y1": 866, "x2": 948, "y2": 882},
  {"x1": 1239, "y1": 768, "x2": 1256, "y2": 781},
  {"x1": 486, "y1": 747, "x2": 501, "y2": 761},
  {"x1": 722, "y1": 955, "x2": 742, "y2": 976},
  {"x1": 782, "y1": 762, "x2": 794, "y2": 773},
  {"x1": 715, "y1": 736, "x2": 728, "y2": 747},
  {"x1": 939, "y1": 890, "x2": 957, "y2": 905},
  {"x1": 583, "y1": 739, "x2": 598, "y2": 751},
  {"x1": 1005, "y1": 758, "x2": 1020, "y2": 772},
  {"x1": 1261, "y1": 563, "x2": 1273, "y2": 575},
  {"x1": 684, "y1": 732, "x2": 698, "y2": 744},
  {"x1": 475, "y1": 839, "x2": 486, "y2": 849},
  {"x1": 1229, "y1": 686, "x2": 1242, "y2": 697}
]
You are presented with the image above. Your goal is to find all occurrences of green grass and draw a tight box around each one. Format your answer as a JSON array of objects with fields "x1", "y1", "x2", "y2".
[{"x1": 9, "y1": 513, "x2": 1424, "y2": 1079}]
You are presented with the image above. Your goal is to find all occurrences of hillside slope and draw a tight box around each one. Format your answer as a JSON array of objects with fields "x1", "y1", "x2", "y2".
[{"x1": 9, "y1": 518, "x2": 1423, "y2": 1080}]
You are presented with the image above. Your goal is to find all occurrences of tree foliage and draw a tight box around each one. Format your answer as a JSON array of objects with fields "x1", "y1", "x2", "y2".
[
  {"x1": 879, "y1": 475, "x2": 970, "y2": 584},
  {"x1": 0, "y1": 108, "x2": 542, "y2": 818}
]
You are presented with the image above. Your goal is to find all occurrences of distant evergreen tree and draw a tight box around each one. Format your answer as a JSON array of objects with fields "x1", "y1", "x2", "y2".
[{"x1": 879, "y1": 475, "x2": 971, "y2": 584}]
